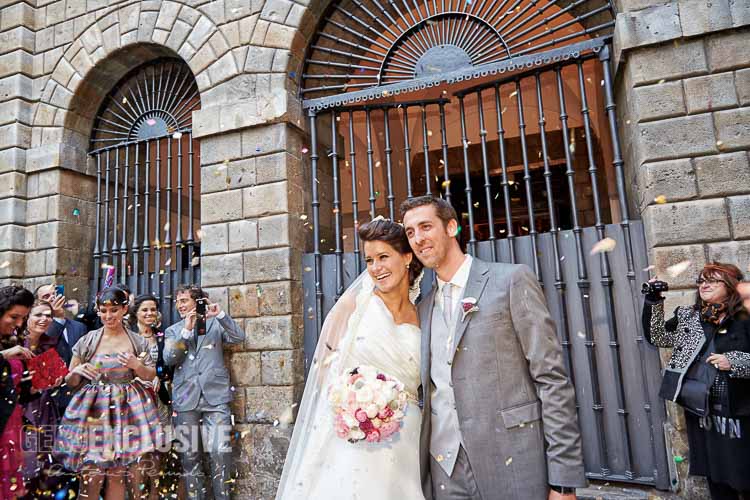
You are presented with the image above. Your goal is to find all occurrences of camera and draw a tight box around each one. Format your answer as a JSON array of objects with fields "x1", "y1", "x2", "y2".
[{"x1": 641, "y1": 280, "x2": 669, "y2": 295}]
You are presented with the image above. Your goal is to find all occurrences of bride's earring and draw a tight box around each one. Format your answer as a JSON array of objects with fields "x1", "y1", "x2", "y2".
[{"x1": 406, "y1": 263, "x2": 410, "y2": 269}]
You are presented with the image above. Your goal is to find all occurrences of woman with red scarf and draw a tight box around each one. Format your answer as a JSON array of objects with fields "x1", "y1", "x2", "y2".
[{"x1": 643, "y1": 262, "x2": 750, "y2": 500}]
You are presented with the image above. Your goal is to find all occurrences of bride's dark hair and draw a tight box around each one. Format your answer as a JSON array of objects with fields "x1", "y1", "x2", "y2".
[{"x1": 358, "y1": 218, "x2": 424, "y2": 286}]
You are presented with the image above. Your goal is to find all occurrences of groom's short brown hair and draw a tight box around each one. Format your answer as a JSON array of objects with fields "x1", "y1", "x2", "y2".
[{"x1": 399, "y1": 196, "x2": 457, "y2": 228}]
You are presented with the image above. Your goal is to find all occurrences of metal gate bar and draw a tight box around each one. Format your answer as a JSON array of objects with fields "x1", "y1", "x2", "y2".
[
  {"x1": 90, "y1": 132, "x2": 200, "y2": 327},
  {"x1": 301, "y1": 44, "x2": 670, "y2": 488}
]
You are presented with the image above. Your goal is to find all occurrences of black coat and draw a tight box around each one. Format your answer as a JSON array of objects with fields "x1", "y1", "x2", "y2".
[
  {"x1": 153, "y1": 333, "x2": 173, "y2": 406},
  {"x1": 0, "y1": 357, "x2": 37, "y2": 435},
  {"x1": 643, "y1": 298, "x2": 750, "y2": 416},
  {"x1": 46, "y1": 318, "x2": 87, "y2": 414}
]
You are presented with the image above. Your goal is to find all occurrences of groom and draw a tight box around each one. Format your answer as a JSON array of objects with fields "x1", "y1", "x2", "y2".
[{"x1": 401, "y1": 196, "x2": 586, "y2": 500}]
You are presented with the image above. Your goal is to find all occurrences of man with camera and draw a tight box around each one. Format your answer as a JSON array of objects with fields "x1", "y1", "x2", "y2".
[{"x1": 164, "y1": 284, "x2": 245, "y2": 500}]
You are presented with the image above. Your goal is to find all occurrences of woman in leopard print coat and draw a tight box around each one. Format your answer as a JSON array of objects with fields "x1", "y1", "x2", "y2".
[{"x1": 643, "y1": 262, "x2": 750, "y2": 499}]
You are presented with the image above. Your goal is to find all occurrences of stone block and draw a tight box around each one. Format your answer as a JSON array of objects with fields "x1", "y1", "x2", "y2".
[
  {"x1": 261, "y1": 349, "x2": 303, "y2": 385},
  {"x1": 243, "y1": 182, "x2": 288, "y2": 218},
  {"x1": 186, "y1": 16, "x2": 214, "y2": 51},
  {"x1": 239, "y1": 14, "x2": 259, "y2": 45},
  {"x1": 714, "y1": 107, "x2": 750, "y2": 150},
  {"x1": 198, "y1": 222, "x2": 229, "y2": 255},
  {"x1": 263, "y1": 22, "x2": 295, "y2": 49},
  {"x1": 245, "y1": 314, "x2": 302, "y2": 351},
  {"x1": 727, "y1": 195, "x2": 750, "y2": 239},
  {"x1": 695, "y1": 152, "x2": 750, "y2": 197},
  {"x1": 137, "y1": 11, "x2": 158, "y2": 43},
  {"x1": 200, "y1": 252, "x2": 244, "y2": 287},
  {"x1": 708, "y1": 240, "x2": 750, "y2": 272},
  {"x1": 0, "y1": 197, "x2": 25, "y2": 225},
  {"x1": 706, "y1": 28, "x2": 750, "y2": 72},
  {"x1": 628, "y1": 39, "x2": 708, "y2": 86},
  {"x1": 244, "y1": 423, "x2": 291, "y2": 497},
  {"x1": 0, "y1": 224, "x2": 24, "y2": 252},
  {"x1": 684, "y1": 73, "x2": 739, "y2": 114},
  {"x1": 25, "y1": 197, "x2": 48, "y2": 224},
  {"x1": 258, "y1": 214, "x2": 298, "y2": 249},
  {"x1": 256, "y1": 280, "x2": 301, "y2": 316},
  {"x1": 632, "y1": 80, "x2": 685, "y2": 122},
  {"x1": 0, "y1": 2, "x2": 35, "y2": 31},
  {"x1": 286, "y1": 4, "x2": 305, "y2": 28},
  {"x1": 643, "y1": 199, "x2": 730, "y2": 246},
  {"x1": 0, "y1": 123, "x2": 31, "y2": 149},
  {"x1": 614, "y1": 3, "x2": 681, "y2": 51},
  {"x1": 0, "y1": 171, "x2": 26, "y2": 199},
  {"x1": 241, "y1": 123, "x2": 287, "y2": 157},
  {"x1": 229, "y1": 285, "x2": 259, "y2": 317},
  {"x1": 199, "y1": 131, "x2": 242, "y2": 164},
  {"x1": 653, "y1": 245, "x2": 706, "y2": 289},
  {"x1": 246, "y1": 385, "x2": 296, "y2": 423},
  {"x1": 244, "y1": 46, "x2": 275, "y2": 73},
  {"x1": 229, "y1": 351, "x2": 261, "y2": 386},
  {"x1": 637, "y1": 114, "x2": 717, "y2": 163},
  {"x1": 243, "y1": 247, "x2": 296, "y2": 282},
  {"x1": 207, "y1": 51, "x2": 238, "y2": 85},
  {"x1": 229, "y1": 219, "x2": 259, "y2": 252},
  {"x1": 678, "y1": 0, "x2": 733, "y2": 37},
  {"x1": 188, "y1": 42, "x2": 216, "y2": 75},
  {"x1": 730, "y1": 0, "x2": 750, "y2": 26},
  {"x1": 165, "y1": 20, "x2": 191, "y2": 52},
  {"x1": 737, "y1": 69, "x2": 750, "y2": 106},
  {"x1": 155, "y1": 1, "x2": 181, "y2": 30}
]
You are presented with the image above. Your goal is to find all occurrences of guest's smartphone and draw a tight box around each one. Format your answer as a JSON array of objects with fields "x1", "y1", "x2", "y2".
[
  {"x1": 195, "y1": 298, "x2": 207, "y2": 336},
  {"x1": 55, "y1": 284, "x2": 65, "y2": 296}
]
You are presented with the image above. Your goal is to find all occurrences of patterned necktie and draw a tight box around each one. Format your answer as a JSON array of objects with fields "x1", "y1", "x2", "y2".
[{"x1": 442, "y1": 283, "x2": 453, "y2": 325}]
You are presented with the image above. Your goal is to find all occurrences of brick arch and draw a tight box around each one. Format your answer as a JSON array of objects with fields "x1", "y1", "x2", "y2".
[{"x1": 30, "y1": 0, "x2": 238, "y2": 154}]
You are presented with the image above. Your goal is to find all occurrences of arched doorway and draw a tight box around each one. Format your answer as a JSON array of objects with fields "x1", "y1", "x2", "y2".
[
  {"x1": 89, "y1": 57, "x2": 201, "y2": 326},
  {"x1": 300, "y1": 0, "x2": 671, "y2": 490}
]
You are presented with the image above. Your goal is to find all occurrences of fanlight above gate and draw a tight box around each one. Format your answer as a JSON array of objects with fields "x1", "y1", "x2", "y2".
[
  {"x1": 90, "y1": 58, "x2": 200, "y2": 152},
  {"x1": 302, "y1": 0, "x2": 615, "y2": 99}
]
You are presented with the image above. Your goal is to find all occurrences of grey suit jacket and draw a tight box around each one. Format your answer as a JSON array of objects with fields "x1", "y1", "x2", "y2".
[
  {"x1": 418, "y1": 258, "x2": 586, "y2": 499},
  {"x1": 164, "y1": 314, "x2": 245, "y2": 412}
]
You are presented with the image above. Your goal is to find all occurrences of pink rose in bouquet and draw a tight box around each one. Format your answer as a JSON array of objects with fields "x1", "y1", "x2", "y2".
[{"x1": 328, "y1": 365, "x2": 410, "y2": 444}]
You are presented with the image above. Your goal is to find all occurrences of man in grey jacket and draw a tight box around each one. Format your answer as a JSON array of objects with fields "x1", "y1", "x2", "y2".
[
  {"x1": 164, "y1": 284, "x2": 245, "y2": 500},
  {"x1": 401, "y1": 196, "x2": 586, "y2": 500}
]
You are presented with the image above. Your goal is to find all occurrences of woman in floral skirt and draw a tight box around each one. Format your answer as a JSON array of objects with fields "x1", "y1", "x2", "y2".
[{"x1": 56, "y1": 287, "x2": 163, "y2": 499}]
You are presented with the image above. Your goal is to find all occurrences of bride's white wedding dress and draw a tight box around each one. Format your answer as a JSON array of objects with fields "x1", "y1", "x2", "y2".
[{"x1": 276, "y1": 273, "x2": 424, "y2": 500}]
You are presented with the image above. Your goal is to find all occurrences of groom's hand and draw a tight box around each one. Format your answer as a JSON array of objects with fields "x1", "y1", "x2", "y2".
[{"x1": 548, "y1": 490, "x2": 576, "y2": 500}]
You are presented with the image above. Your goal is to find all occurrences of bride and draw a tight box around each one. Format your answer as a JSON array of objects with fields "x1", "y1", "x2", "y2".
[{"x1": 276, "y1": 217, "x2": 425, "y2": 499}]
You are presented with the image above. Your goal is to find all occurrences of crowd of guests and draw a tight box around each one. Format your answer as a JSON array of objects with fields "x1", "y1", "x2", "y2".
[{"x1": 0, "y1": 282, "x2": 244, "y2": 500}]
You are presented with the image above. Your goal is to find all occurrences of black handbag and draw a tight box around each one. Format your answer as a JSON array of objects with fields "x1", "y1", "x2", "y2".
[{"x1": 676, "y1": 336, "x2": 718, "y2": 417}]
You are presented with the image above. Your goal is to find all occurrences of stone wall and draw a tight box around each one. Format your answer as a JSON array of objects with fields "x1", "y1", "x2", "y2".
[{"x1": 614, "y1": 1, "x2": 750, "y2": 497}]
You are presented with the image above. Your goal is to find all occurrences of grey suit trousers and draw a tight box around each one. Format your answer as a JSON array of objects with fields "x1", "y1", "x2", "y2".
[
  {"x1": 431, "y1": 446, "x2": 482, "y2": 500},
  {"x1": 173, "y1": 395, "x2": 233, "y2": 500}
]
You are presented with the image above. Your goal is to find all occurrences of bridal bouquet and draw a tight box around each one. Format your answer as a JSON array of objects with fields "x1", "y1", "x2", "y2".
[{"x1": 328, "y1": 365, "x2": 409, "y2": 443}]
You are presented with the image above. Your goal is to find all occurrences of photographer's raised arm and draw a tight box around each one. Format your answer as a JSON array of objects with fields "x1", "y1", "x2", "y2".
[
  {"x1": 641, "y1": 281, "x2": 679, "y2": 348},
  {"x1": 218, "y1": 311, "x2": 244, "y2": 344}
]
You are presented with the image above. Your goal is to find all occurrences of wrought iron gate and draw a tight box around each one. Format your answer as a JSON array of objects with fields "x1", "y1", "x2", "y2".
[
  {"x1": 298, "y1": 0, "x2": 671, "y2": 487},
  {"x1": 88, "y1": 59, "x2": 201, "y2": 326}
]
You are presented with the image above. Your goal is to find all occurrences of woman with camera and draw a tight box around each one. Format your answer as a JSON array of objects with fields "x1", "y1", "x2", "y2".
[{"x1": 643, "y1": 262, "x2": 750, "y2": 500}]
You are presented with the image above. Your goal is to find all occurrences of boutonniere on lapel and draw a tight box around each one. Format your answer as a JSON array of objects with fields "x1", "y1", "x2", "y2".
[{"x1": 460, "y1": 297, "x2": 479, "y2": 322}]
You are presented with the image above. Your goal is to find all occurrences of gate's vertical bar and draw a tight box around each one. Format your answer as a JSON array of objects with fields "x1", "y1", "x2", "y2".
[
  {"x1": 164, "y1": 136, "x2": 174, "y2": 324},
  {"x1": 557, "y1": 66, "x2": 609, "y2": 477},
  {"x1": 601, "y1": 45, "x2": 660, "y2": 483},
  {"x1": 92, "y1": 153, "x2": 102, "y2": 301},
  {"x1": 331, "y1": 112, "x2": 344, "y2": 300},
  {"x1": 535, "y1": 73, "x2": 575, "y2": 387},
  {"x1": 458, "y1": 96, "x2": 476, "y2": 255},
  {"x1": 402, "y1": 106, "x2": 414, "y2": 198},
  {"x1": 476, "y1": 90, "x2": 497, "y2": 262},
  {"x1": 153, "y1": 139, "x2": 163, "y2": 310},
  {"x1": 142, "y1": 141, "x2": 151, "y2": 294},
  {"x1": 578, "y1": 60, "x2": 634, "y2": 478},
  {"x1": 514, "y1": 80, "x2": 542, "y2": 282},
  {"x1": 494, "y1": 85, "x2": 516, "y2": 263},
  {"x1": 175, "y1": 135, "x2": 184, "y2": 285},
  {"x1": 131, "y1": 143, "x2": 140, "y2": 295},
  {"x1": 348, "y1": 111, "x2": 362, "y2": 273},
  {"x1": 310, "y1": 110, "x2": 323, "y2": 335},
  {"x1": 365, "y1": 108, "x2": 377, "y2": 218},
  {"x1": 420, "y1": 104, "x2": 432, "y2": 196},
  {"x1": 439, "y1": 102, "x2": 451, "y2": 204},
  {"x1": 187, "y1": 133, "x2": 196, "y2": 284},
  {"x1": 112, "y1": 147, "x2": 120, "y2": 280},
  {"x1": 102, "y1": 151, "x2": 111, "y2": 283},
  {"x1": 382, "y1": 108, "x2": 396, "y2": 219},
  {"x1": 120, "y1": 145, "x2": 130, "y2": 284}
]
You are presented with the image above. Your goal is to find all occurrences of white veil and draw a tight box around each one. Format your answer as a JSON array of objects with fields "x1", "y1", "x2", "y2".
[{"x1": 275, "y1": 271, "x2": 374, "y2": 499}]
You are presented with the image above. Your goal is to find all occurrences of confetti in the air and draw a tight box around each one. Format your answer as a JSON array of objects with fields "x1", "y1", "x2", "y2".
[
  {"x1": 654, "y1": 195, "x2": 667, "y2": 204},
  {"x1": 667, "y1": 260, "x2": 691, "y2": 278},
  {"x1": 590, "y1": 237, "x2": 616, "y2": 255},
  {"x1": 172, "y1": 132, "x2": 182, "y2": 139},
  {"x1": 146, "y1": 119, "x2": 156, "y2": 126}
]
